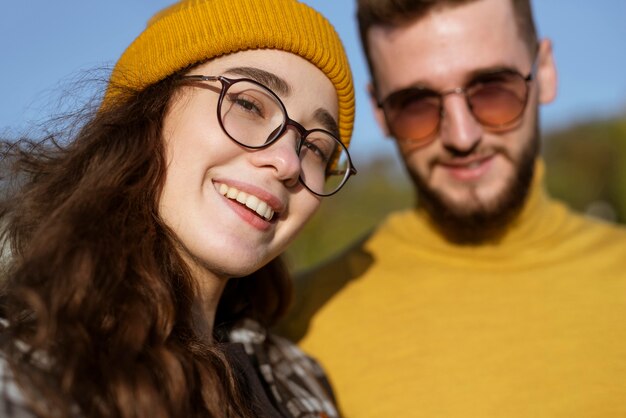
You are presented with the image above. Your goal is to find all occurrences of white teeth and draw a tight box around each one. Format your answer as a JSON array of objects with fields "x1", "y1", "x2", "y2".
[
  {"x1": 236, "y1": 191, "x2": 248, "y2": 204},
  {"x1": 226, "y1": 188, "x2": 238, "y2": 199},
  {"x1": 256, "y1": 200, "x2": 268, "y2": 216},
  {"x1": 245, "y1": 195, "x2": 260, "y2": 211},
  {"x1": 218, "y1": 184, "x2": 275, "y2": 221}
]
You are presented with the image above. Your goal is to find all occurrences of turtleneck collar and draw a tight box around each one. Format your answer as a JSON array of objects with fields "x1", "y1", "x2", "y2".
[{"x1": 383, "y1": 159, "x2": 573, "y2": 256}]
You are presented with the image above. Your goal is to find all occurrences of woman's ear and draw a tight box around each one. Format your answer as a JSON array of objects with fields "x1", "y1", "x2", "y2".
[{"x1": 536, "y1": 38, "x2": 558, "y2": 105}]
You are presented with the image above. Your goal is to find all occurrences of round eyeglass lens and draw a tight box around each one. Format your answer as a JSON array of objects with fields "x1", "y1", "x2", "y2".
[
  {"x1": 218, "y1": 79, "x2": 351, "y2": 196},
  {"x1": 468, "y1": 72, "x2": 528, "y2": 128},
  {"x1": 385, "y1": 89, "x2": 441, "y2": 143},
  {"x1": 387, "y1": 91, "x2": 441, "y2": 141},
  {"x1": 219, "y1": 80, "x2": 286, "y2": 147},
  {"x1": 299, "y1": 132, "x2": 351, "y2": 196}
]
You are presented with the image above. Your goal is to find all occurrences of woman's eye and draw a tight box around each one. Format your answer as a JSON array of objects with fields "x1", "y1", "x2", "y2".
[
  {"x1": 227, "y1": 93, "x2": 264, "y2": 116},
  {"x1": 303, "y1": 141, "x2": 327, "y2": 160},
  {"x1": 303, "y1": 137, "x2": 336, "y2": 164},
  {"x1": 236, "y1": 98, "x2": 258, "y2": 112}
]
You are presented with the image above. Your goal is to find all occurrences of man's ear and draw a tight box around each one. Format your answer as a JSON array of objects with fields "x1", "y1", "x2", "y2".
[
  {"x1": 368, "y1": 82, "x2": 391, "y2": 137},
  {"x1": 537, "y1": 38, "x2": 558, "y2": 104}
]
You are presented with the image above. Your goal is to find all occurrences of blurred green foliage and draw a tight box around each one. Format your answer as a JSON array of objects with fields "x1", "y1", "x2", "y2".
[
  {"x1": 543, "y1": 115, "x2": 626, "y2": 222},
  {"x1": 284, "y1": 153, "x2": 414, "y2": 273},
  {"x1": 284, "y1": 113, "x2": 626, "y2": 273}
]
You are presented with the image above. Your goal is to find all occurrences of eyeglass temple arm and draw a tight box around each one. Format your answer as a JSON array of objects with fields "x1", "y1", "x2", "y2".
[
  {"x1": 526, "y1": 47, "x2": 541, "y2": 82},
  {"x1": 181, "y1": 75, "x2": 220, "y2": 82}
]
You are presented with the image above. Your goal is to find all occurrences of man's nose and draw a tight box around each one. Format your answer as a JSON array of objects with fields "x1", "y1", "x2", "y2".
[{"x1": 438, "y1": 93, "x2": 483, "y2": 154}]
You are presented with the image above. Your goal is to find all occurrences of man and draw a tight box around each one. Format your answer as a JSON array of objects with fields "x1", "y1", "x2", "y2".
[{"x1": 279, "y1": 0, "x2": 626, "y2": 417}]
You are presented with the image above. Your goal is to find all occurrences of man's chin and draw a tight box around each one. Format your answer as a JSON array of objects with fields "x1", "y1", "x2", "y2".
[
  {"x1": 410, "y1": 108, "x2": 540, "y2": 243},
  {"x1": 416, "y1": 193, "x2": 511, "y2": 244},
  {"x1": 413, "y1": 165, "x2": 535, "y2": 244},
  {"x1": 441, "y1": 196, "x2": 505, "y2": 220},
  {"x1": 427, "y1": 193, "x2": 524, "y2": 243}
]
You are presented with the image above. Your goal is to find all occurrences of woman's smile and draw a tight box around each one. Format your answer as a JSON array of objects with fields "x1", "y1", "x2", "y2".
[
  {"x1": 218, "y1": 182, "x2": 276, "y2": 222},
  {"x1": 158, "y1": 50, "x2": 334, "y2": 277}
]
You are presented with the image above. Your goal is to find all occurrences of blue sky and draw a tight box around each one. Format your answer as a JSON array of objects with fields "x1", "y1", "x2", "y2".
[{"x1": 2, "y1": 1, "x2": 625, "y2": 161}]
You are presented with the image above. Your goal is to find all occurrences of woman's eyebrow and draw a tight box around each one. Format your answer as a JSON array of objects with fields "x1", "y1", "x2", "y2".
[
  {"x1": 314, "y1": 108, "x2": 339, "y2": 138},
  {"x1": 223, "y1": 66, "x2": 291, "y2": 96},
  {"x1": 224, "y1": 66, "x2": 339, "y2": 136}
]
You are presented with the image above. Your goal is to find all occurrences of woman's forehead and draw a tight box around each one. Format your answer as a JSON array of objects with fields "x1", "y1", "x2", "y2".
[{"x1": 197, "y1": 50, "x2": 339, "y2": 113}]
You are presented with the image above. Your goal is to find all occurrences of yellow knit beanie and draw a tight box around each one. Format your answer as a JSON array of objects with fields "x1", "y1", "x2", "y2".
[{"x1": 106, "y1": 0, "x2": 355, "y2": 146}]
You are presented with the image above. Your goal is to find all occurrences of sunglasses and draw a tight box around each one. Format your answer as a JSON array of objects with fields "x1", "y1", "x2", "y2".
[{"x1": 376, "y1": 57, "x2": 538, "y2": 147}]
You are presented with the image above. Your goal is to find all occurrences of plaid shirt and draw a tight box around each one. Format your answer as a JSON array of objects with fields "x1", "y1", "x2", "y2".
[{"x1": 228, "y1": 319, "x2": 339, "y2": 418}]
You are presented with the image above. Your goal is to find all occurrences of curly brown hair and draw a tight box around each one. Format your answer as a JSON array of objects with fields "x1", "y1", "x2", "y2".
[{"x1": 0, "y1": 71, "x2": 292, "y2": 418}]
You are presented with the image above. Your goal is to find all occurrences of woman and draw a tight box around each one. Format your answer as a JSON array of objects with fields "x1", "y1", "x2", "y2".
[{"x1": 0, "y1": 0, "x2": 356, "y2": 417}]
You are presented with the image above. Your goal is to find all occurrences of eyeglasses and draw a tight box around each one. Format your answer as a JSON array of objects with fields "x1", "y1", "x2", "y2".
[
  {"x1": 376, "y1": 57, "x2": 539, "y2": 147},
  {"x1": 180, "y1": 75, "x2": 357, "y2": 197}
]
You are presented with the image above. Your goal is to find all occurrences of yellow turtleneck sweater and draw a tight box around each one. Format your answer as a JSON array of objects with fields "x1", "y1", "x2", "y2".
[{"x1": 280, "y1": 165, "x2": 626, "y2": 417}]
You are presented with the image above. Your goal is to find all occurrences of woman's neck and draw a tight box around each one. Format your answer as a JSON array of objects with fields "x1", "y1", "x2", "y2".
[{"x1": 187, "y1": 262, "x2": 229, "y2": 342}]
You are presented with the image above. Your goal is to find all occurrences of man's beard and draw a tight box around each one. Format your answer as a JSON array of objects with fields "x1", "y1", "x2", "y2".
[{"x1": 409, "y1": 124, "x2": 540, "y2": 244}]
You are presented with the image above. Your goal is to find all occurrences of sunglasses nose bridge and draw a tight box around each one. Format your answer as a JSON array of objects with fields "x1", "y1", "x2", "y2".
[
  {"x1": 441, "y1": 86, "x2": 466, "y2": 98},
  {"x1": 441, "y1": 86, "x2": 472, "y2": 109},
  {"x1": 439, "y1": 87, "x2": 484, "y2": 150},
  {"x1": 439, "y1": 86, "x2": 476, "y2": 124}
]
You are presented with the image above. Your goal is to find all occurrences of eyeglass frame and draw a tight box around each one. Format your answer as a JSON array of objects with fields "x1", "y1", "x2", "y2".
[
  {"x1": 179, "y1": 74, "x2": 357, "y2": 197},
  {"x1": 375, "y1": 54, "x2": 540, "y2": 146}
]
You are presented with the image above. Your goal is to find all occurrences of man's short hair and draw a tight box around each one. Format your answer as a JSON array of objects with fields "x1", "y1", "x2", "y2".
[{"x1": 357, "y1": 0, "x2": 538, "y2": 87}]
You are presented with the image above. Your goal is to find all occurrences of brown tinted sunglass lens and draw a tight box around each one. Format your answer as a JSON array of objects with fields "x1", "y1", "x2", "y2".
[
  {"x1": 385, "y1": 90, "x2": 440, "y2": 142},
  {"x1": 468, "y1": 74, "x2": 528, "y2": 127}
]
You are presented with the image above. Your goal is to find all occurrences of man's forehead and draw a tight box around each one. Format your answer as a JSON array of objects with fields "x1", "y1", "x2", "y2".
[{"x1": 368, "y1": 0, "x2": 529, "y2": 91}]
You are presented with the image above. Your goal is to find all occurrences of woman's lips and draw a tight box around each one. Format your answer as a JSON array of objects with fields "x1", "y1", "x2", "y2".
[
  {"x1": 214, "y1": 181, "x2": 284, "y2": 231},
  {"x1": 218, "y1": 183, "x2": 275, "y2": 221}
]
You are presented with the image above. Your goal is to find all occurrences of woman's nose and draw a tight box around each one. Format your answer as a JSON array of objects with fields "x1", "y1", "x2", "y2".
[{"x1": 250, "y1": 127, "x2": 302, "y2": 187}]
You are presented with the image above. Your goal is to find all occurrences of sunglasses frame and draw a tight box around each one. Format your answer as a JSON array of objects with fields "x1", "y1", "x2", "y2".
[{"x1": 376, "y1": 54, "x2": 540, "y2": 146}]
